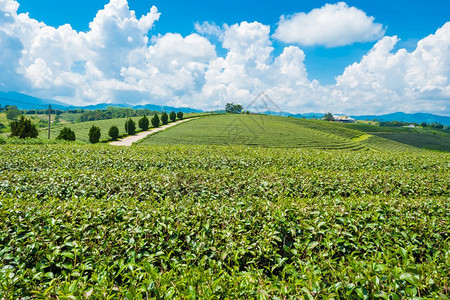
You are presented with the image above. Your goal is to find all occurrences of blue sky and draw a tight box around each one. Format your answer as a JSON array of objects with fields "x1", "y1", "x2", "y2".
[
  {"x1": 1, "y1": 0, "x2": 450, "y2": 114},
  {"x1": 16, "y1": 0, "x2": 449, "y2": 84}
]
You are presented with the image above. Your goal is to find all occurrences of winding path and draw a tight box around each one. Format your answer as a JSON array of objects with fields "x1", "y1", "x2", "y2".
[{"x1": 110, "y1": 117, "x2": 198, "y2": 146}]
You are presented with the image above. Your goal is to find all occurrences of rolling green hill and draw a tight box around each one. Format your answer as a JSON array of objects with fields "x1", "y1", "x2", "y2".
[
  {"x1": 138, "y1": 114, "x2": 450, "y2": 152},
  {"x1": 1, "y1": 113, "x2": 202, "y2": 143},
  {"x1": 138, "y1": 114, "x2": 366, "y2": 150}
]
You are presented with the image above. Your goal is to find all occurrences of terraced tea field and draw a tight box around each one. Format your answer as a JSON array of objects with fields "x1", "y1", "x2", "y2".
[
  {"x1": 139, "y1": 114, "x2": 449, "y2": 152},
  {"x1": 139, "y1": 115, "x2": 367, "y2": 150},
  {"x1": 0, "y1": 144, "x2": 449, "y2": 298}
]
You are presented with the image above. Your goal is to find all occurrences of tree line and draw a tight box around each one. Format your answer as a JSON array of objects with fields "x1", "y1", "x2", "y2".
[
  {"x1": 89, "y1": 111, "x2": 183, "y2": 143},
  {"x1": 3, "y1": 110, "x2": 184, "y2": 142}
]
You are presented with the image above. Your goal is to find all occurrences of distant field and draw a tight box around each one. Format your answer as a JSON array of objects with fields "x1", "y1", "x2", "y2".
[
  {"x1": 373, "y1": 132, "x2": 450, "y2": 151},
  {"x1": 44, "y1": 116, "x2": 144, "y2": 142},
  {"x1": 1, "y1": 113, "x2": 203, "y2": 142},
  {"x1": 139, "y1": 114, "x2": 450, "y2": 152},
  {"x1": 139, "y1": 114, "x2": 366, "y2": 150},
  {"x1": 334, "y1": 122, "x2": 407, "y2": 133},
  {"x1": 2, "y1": 113, "x2": 449, "y2": 151}
]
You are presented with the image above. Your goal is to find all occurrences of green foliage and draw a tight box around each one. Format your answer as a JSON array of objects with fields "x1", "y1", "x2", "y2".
[
  {"x1": 6, "y1": 108, "x2": 21, "y2": 120},
  {"x1": 151, "y1": 114, "x2": 160, "y2": 128},
  {"x1": 372, "y1": 132, "x2": 450, "y2": 152},
  {"x1": 140, "y1": 115, "x2": 450, "y2": 152},
  {"x1": 177, "y1": 111, "x2": 183, "y2": 120},
  {"x1": 138, "y1": 115, "x2": 149, "y2": 131},
  {"x1": 421, "y1": 122, "x2": 427, "y2": 127},
  {"x1": 10, "y1": 116, "x2": 38, "y2": 138},
  {"x1": 0, "y1": 122, "x2": 5, "y2": 132},
  {"x1": 169, "y1": 111, "x2": 176, "y2": 122},
  {"x1": 323, "y1": 112, "x2": 334, "y2": 121},
  {"x1": 108, "y1": 125, "x2": 119, "y2": 141},
  {"x1": 161, "y1": 112, "x2": 169, "y2": 125},
  {"x1": 56, "y1": 127, "x2": 76, "y2": 141},
  {"x1": 124, "y1": 118, "x2": 136, "y2": 135},
  {"x1": 225, "y1": 102, "x2": 243, "y2": 114},
  {"x1": 78, "y1": 106, "x2": 158, "y2": 122},
  {"x1": 88, "y1": 125, "x2": 101, "y2": 143},
  {"x1": 140, "y1": 115, "x2": 366, "y2": 149},
  {"x1": 0, "y1": 144, "x2": 448, "y2": 297}
]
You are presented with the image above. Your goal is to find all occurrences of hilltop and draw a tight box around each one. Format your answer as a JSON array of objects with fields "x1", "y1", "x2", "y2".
[{"x1": 139, "y1": 114, "x2": 450, "y2": 152}]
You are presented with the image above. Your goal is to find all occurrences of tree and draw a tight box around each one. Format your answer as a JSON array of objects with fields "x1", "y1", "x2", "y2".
[
  {"x1": 138, "y1": 115, "x2": 149, "y2": 131},
  {"x1": 151, "y1": 114, "x2": 160, "y2": 128},
  {"x1": 10, "y1": 116, "x2": 38, "y2": 138},
  {"x1": 108, "y1": 126, "x2": 119, "y2": 141},
  {"x1": 56, "y1": 127, "x2": 76, "y2": 141},
  {"x1": 169, "y1": 111, "x2": 176, "y2": 122},
  {"x1": 225, "y1": 103, "x2": 243, "y2": 114},
  {"x1": 323, "y1": 112, "x2": 334, "y2": 121},
  {"x1": 6, "y1": 108, "x2": 21, "y2": 120},
  {"x1": 177, "y1": 111, "x2": 184, "y2": 120},
  {"x1": 161, "y1": 112, "x2": 168, "y2": 125},
  {"x1": 88, "y1": 125, "x2": 101, "y2": 143},
  {"x1": 124, "y1": 118, "x2": 136, "y2": 135},
  {"x1": 421, "y1": 122, "x2": 427, "y2": 128}
]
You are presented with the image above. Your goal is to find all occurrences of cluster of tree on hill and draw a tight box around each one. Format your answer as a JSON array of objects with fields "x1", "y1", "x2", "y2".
[
  {"x1": 78, "y1": 107, "x2": 159, "y2": 122},
  {"x1": 225, "y1": 103, "x2": 243, "y2": 114},
  {"x1": 380, "y1": 120, "x2": 448, "y2": 130},
  {"x1": 25, "y1": 109, "x2": 65, "y2": 115}
]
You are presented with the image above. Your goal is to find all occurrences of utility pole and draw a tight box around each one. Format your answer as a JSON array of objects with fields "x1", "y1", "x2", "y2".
[{"x1": 48, "y1": 104, "x2": 51, "y2": 139}]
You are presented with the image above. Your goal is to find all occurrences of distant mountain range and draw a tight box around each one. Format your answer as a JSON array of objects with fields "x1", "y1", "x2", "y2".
[
  {"x1": 0, "y1": 91, "x2": 202, "y2": 113},
  {"x1": 264, "y1": 110, "x2": 450, "y2": 125},
  {"x1": 350, "y1": 112, "x2": 450, "y2": 125},
  {"x1": 1, "y1": 91, "x2": 449, "y2": 125}
]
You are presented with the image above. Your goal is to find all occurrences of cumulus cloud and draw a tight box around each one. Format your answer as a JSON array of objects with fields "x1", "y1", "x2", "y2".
[
  {"x1": 273, "y1": 2, "x2": 385, "y2": 47},
  {"x1": 0, "y1": 0, "x2": 449, "y2": 115},
  {"x1": 334, "y1": 22, "x2": 450, "y2": 114}
]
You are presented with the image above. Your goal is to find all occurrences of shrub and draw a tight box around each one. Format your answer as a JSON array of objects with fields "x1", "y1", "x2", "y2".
[
  {"x1": 88, "y1": 125, "x2": 101, "y2": 143},
  {"x1": 0, "y1": 122, "x2": 5, "y2": 132},
  {"x1": 169, "y1": 111, "x2": 176, "y2": 122},
  {"x1": 108, "y1": 126, "x2": 119, "y2": 141},
  {"x1": 138, "y1": 115, "x2": 149, "y2": 131},
  {"x1": 161, "y1": 112, "x2": 168, "y2": 125},
  {"x1": 124, "y1": 118, "x2": 136, "y2": 135},
  {"x1": 6, "y1": 108, "x2": 21, "y2": 120},
  {"x1": 151, "y1": 114, "x2": 160, "y2": 128},
  {"x1": 56, "y1": 127, "x2": 76, "y2": 141},
  {"x1": 177, "y1": 111, "x2": 184, "y2": 120},
  {"x1": 10, "y1": 116, "x2": 38, "y2": 138}
]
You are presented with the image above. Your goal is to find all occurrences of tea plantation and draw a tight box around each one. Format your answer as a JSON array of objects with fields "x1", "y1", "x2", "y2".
[
  {"x1": 139, "y1": 114, "x2": 450, "y2": 152},
  {"x1": 0, "y1": 144, "x2": 449, "y2": 298}
]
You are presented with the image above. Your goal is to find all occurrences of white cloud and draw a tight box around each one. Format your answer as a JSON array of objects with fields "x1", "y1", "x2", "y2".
[
  {"x1": 194, "y1": 21, "x2": 223, "y2": 38},
  {"x1": 273, "y1": 2, "x2": 385, "y2": 47},
  {"x1": 334, "y1": 22, "x2": 450, "y2": 114},
  {"x1": 0, "y1": 0, "x2": 449, "y2": 115}
]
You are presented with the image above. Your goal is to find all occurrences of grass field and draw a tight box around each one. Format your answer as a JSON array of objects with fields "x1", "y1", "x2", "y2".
[
  {"x1": 139, "y1": 114, "x2": 367, "y2": 150},
  {"x1": 373, "y1": 132, "x2": 450, "y2": 152},
  {"x1": 0, "y1": 144, "x2": 448, "y2": 298},
  {"x1": 1, "y1": 113, "x2": 203, "y2": 142},
  {"x1": 139, "y1": 114, "x2": 450, "y2": 152}
]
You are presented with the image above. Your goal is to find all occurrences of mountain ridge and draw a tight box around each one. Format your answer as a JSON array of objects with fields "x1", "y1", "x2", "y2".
[{"x1": 1, "y1": 91, "x2": 448, "y2": 125}]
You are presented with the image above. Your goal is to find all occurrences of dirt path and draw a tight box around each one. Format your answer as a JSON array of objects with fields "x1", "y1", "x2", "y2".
[{"x1": 110, "y1": 117, "x2": 199, "y2": 146}]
